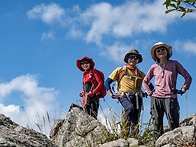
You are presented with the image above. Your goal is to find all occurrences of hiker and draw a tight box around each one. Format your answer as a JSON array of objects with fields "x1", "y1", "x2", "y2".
[
  {"x1": 77, "y1": 56, "x2": 104, "y2": 119},
  {"x1": 142, "y1": 42, "x2": 192, "y2": 140},
  {"x1": 104, "y1": 50, "x2": 153, "y2": 136}
]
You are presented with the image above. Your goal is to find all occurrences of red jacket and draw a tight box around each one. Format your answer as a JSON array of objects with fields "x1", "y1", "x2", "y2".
[
  {"x1": 77, "y1": 56, "x2": 103, "y2": 94},
  {"x1": 82, "y1": 69, "x2": 103, "y2": 94}
]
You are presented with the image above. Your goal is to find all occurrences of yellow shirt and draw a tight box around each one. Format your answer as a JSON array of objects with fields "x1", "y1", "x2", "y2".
[{"x1": 109, "y1": 67, "x2": 146, "y2": 92}]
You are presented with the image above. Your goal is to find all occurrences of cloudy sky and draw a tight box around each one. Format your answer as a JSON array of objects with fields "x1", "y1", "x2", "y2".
[{"x1": 0, "y1": 0, "x2": 196, "y2": 136}]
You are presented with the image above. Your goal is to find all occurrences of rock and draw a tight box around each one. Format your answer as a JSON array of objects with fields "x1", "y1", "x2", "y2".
[
  {"x1": 164, "y1": 113, "x2": 196, "y2": 133},
  {"x1": 0, "y1": 114, "x2": 58, "y2": 147},
  {"x1": 98, "y1": 138, "x2": 140, "y2": 147},
  {"x1": 180, "y1": 113, "x2": 196, "y2": 126},
  {"x1": 50, "y1": 103, "x2": 108, "y2": 147},
  {"x1": 156, "y1": 113, "x2": 196, "y2": 147},
  {"x1": 49, "y1": 103, "x2": 196, "y2": 147}
]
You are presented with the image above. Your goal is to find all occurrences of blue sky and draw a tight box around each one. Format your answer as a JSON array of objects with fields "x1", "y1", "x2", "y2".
[{"x1": 0, "y1": 0, "x2": 195, "y2": 135}]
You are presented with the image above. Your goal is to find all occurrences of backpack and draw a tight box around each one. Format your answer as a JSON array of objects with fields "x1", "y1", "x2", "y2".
[
  {"x1": 90, "y1": 69, "x2": 106, "y2": 98},
  {"x1": 114, "y1": 66, "x2": 142, "y2": 94}
]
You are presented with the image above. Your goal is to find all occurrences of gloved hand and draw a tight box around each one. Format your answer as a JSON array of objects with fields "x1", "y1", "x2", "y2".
[
  {"x1": 112, "y1": 94, "x2": 121, "y2": 99},
  {"x1": 79, "y1": 91, "x2": 84, "y2": 97},
  {"x1": 87, "y1": 92, "x2": 95, "y2": 97},
  {"x1": 171, "y1": 88, "x2": 185, "y2": 95},
  {"x1": 142, "y1": 92, "x2": 148, "y2": 98}
]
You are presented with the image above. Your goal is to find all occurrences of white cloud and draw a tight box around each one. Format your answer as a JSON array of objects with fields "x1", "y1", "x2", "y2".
[
  {"x1": 80, "y1": 0, "x2": 179, "y2": 44},
  {"x1": 68, "y1": 26, "x2": 83, "y2": 38},
  {"x1": 100, "y1": 40, "x2": 143, "y2": 63},
  {"x1": 101, "y1": 42, "x2": 134, "y2": 63},
  {"x1": 41, "y1": 30, "x2": 55, "y2": 41},
  {"x1": 26, "y1": 1, "x2": 196, "y2": 60},
  {"x1": 27, "y1": 3, "x2": 66, "y2": 25},
  {"x1": 174, "y1": 39, "x2": 196, "y2": 54},
  {"x1": 0, "y1": 74, "x2": 59, "y2": 135},
  {"x1": 0, "y1": 104, "x2": 19, "y2": 115}
]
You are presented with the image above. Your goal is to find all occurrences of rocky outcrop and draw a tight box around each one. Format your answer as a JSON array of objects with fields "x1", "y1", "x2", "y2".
[
  {"x1": 98, "y1": 138, "x2": 140, "y2": 147},
  {"x1": 50, "y1": 104, "x2": 196, "y2": 147},
  {"x1": 0, "y1": 114, "x2": 58, "y2": 147},
  {"x1": 1, "y1": 104, "x2": 195, "y2": 147},
  {"x1": 50, "y1": 103, "x2": 109, "y2": 147},
  {"x1": 50, "y1": 103, "x2": 147, "y2": 147},
  {"x1": 156, "y1": 113, "x2": 196, "y2": 147}
]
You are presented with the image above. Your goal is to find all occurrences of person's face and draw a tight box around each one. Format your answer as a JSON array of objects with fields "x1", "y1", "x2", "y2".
[
  {"x1": 155, "y1": 47, "x2": 167, "y2": 60},
  {"x1": 81, "y1": 60, "x2": 91, "y2": 71},
  {"x1": 127, "y1": 54, "x2": 139, "y2": 66}
]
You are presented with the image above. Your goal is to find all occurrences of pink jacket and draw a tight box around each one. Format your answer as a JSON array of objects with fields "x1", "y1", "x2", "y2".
[{"x1": 142, "y1": 60, "x2": 192, "y2": 98}]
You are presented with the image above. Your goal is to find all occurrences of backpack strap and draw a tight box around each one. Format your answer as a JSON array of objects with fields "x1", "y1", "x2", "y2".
[
  {"x1": 118, "y1": 66, "x2": 142, "y2": 82},
  {"x1": 118, "y1": 66, "x2": 126, "y2": 82}
]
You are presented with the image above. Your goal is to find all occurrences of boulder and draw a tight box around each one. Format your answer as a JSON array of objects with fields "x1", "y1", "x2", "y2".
[
  {"x1": 50, "y1": 103, "x2": 108, "y2": 147},
  {"x1": 156, "y1": 113, "x2": 196, "y2": 147},
  {"x1": 0, "y1": 114, "x2": 58, "y2": 147},
  {"x1": 50, "y1": 103, "x2": 146, "y2": 147},
  {"x1": 98, "y1": 138, "x2": 140, "y2": 147},
  {"x1": 49, "y1": 104, "x2": 196, "y2": 147}
]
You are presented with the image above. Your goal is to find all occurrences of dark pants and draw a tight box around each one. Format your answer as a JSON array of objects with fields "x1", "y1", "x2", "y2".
[
  {"x1": 151, "y1": 96, "x2": 180, "y2": 140},
  {"x1": 83, "y1": 95, "x2": 99, "y2": 119},
  {"x1": 119, "y1": 94, "x2": 142, "y2": 125}
]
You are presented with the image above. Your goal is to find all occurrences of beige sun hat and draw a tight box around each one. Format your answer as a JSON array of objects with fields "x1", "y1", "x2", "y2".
[{"x1": 151, "y1": 42, "x2": 172, "y2": 61}]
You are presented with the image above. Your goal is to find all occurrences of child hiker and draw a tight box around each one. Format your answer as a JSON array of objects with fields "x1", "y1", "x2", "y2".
[
  {"x1": 142, "y1": 42, "x2": 192, "y2": 140},
  {"x1": 104, "y1": 50, "x2": 153, "y2": 137},
  {"x1": 77, "y1": 56, "x2": 105, "y2": 119}
]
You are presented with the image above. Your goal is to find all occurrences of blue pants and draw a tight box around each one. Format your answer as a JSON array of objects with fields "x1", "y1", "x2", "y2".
[{"x1": 119, "y1": 94, "x2": 142, "y2": 125}]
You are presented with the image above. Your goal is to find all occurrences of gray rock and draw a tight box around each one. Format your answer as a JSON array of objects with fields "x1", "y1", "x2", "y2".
[
  {"x1": 0, "y1": 114, "x2": 58, "y2": 147},
  {"x1": 164, "y1": 113, "x2": 196, "y2": 133},
  {"x1": 50, "y1": 103, "x2": 108, "y2": 147},
  {"x1": 49, "y1": 103, "x2": 196, "y2": 147},
  {"x1": 156, "y1": 113, "x2": 196, "y2": 147},
  {"x1": 98, "y1": 138, "x2": 140, "y2": 147}
]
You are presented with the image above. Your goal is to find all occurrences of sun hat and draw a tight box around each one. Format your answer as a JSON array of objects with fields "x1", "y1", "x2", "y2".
[
  {"x1": 77, "y1": 56, "x2": 95, "y2": 71},
  {"x1": 124, "y1": 49, "x2": 143, "y2": 63},
  {"x1": 151, "y1": 42, "x2": 172, "y2": 61}
]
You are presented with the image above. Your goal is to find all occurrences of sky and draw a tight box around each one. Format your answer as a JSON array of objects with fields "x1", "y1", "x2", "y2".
[{"x1": 0, "y1": 0, "x2": 196, "y2": 136}]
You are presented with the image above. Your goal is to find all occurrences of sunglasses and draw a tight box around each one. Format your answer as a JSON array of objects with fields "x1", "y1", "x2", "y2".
[
  {"x1": 155, "y1": 47, "x2": 166, "y2": 53},
  {"x1": 81, "y1": 60, "x2": 90, "y2": 65},
  {"x1": 129, "y1": 55, "x2": 139, "y2": 60}
]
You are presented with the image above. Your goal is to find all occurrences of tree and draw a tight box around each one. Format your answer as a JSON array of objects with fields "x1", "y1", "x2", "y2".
[{"x1": 164, "y1": 0, "x2": 196, "y2": 18}]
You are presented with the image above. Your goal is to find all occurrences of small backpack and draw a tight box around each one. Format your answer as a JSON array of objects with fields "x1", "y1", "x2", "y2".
[{"x1": 90, "y1": 69, "x2": 106, "y2": 98}]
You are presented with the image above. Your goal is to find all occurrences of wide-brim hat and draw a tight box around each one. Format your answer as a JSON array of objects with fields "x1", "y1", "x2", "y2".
[
  {"x1": 151, "y1": 42, "x2": 172, "y2": 61},
  {"x1": 77, "y1": 56, "x2": 95, "y2": 71},
  {"x1": 124, "y1": 49, "x2": 143, "y2": 63}
]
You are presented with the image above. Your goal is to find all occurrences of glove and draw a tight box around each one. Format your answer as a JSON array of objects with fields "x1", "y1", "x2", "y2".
[
  {"x1": 112, "y1": 94, "x2": 121, "y2": 99},
  {"x1": 142, "y1": 92, "x2": 148, "y2": 98},
  {"x1": 79, "y1": 91, "x2": 84, "y2": 97},
  {"x1": 87, "y1": 92, "x2": 95, "y2": 97},
  {"x1": 171, "y1": 88, "x2": 185, "y2": 95}
]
